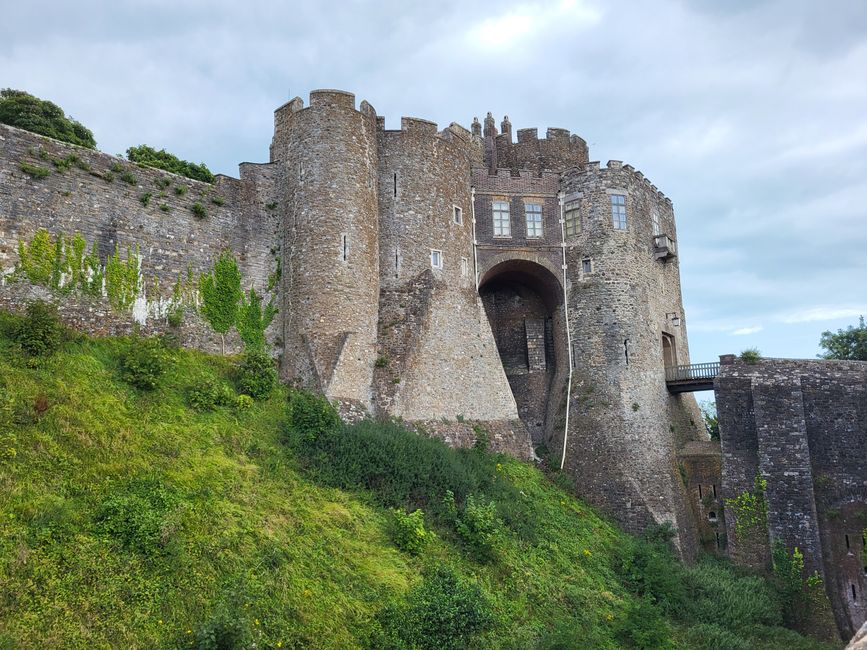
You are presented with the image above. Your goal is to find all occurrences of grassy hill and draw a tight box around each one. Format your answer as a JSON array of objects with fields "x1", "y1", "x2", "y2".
[{"x1": 0, "y1": 307, "x2": 837, "y2": 649}]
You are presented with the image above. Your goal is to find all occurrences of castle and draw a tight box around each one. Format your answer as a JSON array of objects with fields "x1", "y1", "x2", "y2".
[{"x1": 0, "y1": 89, "x2": 864, "y2": 640}]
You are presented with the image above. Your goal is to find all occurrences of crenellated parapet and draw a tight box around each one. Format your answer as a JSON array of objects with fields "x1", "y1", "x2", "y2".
[{"x1": 477, "y1": 114, "x2": 589, "y2": 174}]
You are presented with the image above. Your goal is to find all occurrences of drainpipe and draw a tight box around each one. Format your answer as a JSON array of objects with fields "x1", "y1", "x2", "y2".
[
  {"x1": 558, "y1": 191, "x2": 574, "y2": 470},
  {"x1": 471, "y1": 186, "x2": 479, "y2": 288}
]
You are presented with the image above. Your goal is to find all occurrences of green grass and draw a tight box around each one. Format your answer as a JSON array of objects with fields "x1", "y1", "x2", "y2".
[{"x1": 0, "y1": 319, "x2": 836, "y2": 649}]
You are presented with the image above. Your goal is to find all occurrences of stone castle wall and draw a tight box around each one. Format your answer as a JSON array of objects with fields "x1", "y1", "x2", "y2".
[
  {"x1": 0, "y1": 123, "x2": 278, "y2": 353},
  {"x1": 716, "y1": 356, "x2": 867, "y2": 638}
]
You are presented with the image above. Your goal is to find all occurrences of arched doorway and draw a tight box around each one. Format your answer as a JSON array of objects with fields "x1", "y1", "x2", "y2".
[{"x1": 478, "y1": 259, "x2": 565, "y2": 445}]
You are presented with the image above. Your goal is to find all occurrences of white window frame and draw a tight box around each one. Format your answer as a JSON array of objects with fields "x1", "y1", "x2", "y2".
[
  {"x1": 651, "y1": 210, "x2": 661, "y2": 237},
  {"x1": 430, "y1": 249, "x2": 443, "y2": 269},
  {"x1": 610, "y1": 194, "x2": 627, "y2": 230},
  {"x1": 525, "y1": 202, "x2": 543, "y2": 238},
  {"x1": 460, "y1": 256, "x2": 469, "y2": 278},
  {"x1": 492, "y1": 200, "x2": 511, "y2": 237},
  {"x1": 453, "y1": 205, "x2": 463, "y2": 225},
  {"x1": 564, "y1": 199, "x2": 580, "y2": 237}
]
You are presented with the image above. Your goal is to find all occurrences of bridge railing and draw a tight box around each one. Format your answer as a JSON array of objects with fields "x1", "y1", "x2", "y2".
[{"x1": 665, "y1": 362, "x2": 720, "y2": 383}]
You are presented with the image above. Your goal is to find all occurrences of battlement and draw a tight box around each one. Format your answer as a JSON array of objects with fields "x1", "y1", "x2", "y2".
[{"x1": 570, "y1": 159, "x2": 672, "y2": 206}]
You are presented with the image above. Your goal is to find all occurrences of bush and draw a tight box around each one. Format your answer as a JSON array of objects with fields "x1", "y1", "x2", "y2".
[
  {"x1": 95, "y1": 479, "x2": 178, "y2": 555},
  {"x1": 444, "y1": 490, "x2": 504, "y2": 562},
  {"x1": 289, "y1": 414, "x2": 484, "y2": 513},
  {"x1": 13, "y1": 301, "x2": 64, "y2": 357},
  {"x1": 120, "y1": 336, "x2": 169, "y2": 390},
  {"x1": 235, "y1": 394, "x2": 254, "y2": 411},
  {"x1": 616, "y1": 528, "x2": 687, "y2": 617},
  {"x1": 684, "y1": 624, "x2": 751, "y2": 650},
  {"x1": 191, "y1": 202, "x2": 207, "y2": 219},
  {"x1": 286, "y1": 389, "x2": 340, "y2": 443},
  {"x1": 740, "y1": 348, "x2": 762, "y2": 364},
  {"x1": 126, "y1": 144, "x2": 214, "y2": 183},
  {"x1": 119, "y1": 171, "x2": 137, "y2": 185},
  {"x1": 615, "y1": 597, "x2": 672, "y2": 650},
  {"x1": 233, "y1": 351, "x2": 276, "y2": 400},
  {"x1": 193, "y1": 606, "x2": 253, "y2": 650},
  {"x1": 1, "y1": 88, "x2": 96, "y2": 148},
  {"x1": 187, "y1": 377, "x2": 236, "y2": 411},
  {"x1": 377, "y1": 565, "x2": 492, "y2": 650},
  {"x1": 390, "y1": 508, "x2": 429, "y2": 555}
]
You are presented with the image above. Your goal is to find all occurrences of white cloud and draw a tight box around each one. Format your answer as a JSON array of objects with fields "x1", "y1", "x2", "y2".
[{"x1": 731, "y1": 326, "x2": 763, "y2": 336}]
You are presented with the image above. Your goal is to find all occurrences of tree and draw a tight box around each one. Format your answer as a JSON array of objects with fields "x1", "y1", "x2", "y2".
[
  {"x1": 0, "y1": 89, "x2": 95, "y2": 148},
  {"x1": 236, "y1": 287, "x2": 277, "y2": 353},
  {"x1": 699, "y1": 400, "x2": 719, "y2": 440},
  {"x1": 819, "y1": 316, "x2": 867, "y2": 361},
  {"x1": 125, "y1": 145, "x2": 214, "y2": 183},
  {"x1": 200, "y1": 251, "x2": 242, "y2": 355}
]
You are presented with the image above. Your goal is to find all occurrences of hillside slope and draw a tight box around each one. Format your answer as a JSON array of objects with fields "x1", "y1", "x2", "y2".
[{"x1": 0, "y1": 314, "x2": 836, "y2": 649}]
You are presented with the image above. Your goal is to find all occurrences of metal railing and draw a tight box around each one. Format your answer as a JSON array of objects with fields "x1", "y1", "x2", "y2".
[{"x1": 665, "y1": 362, "x2": 720, "y2": 383}]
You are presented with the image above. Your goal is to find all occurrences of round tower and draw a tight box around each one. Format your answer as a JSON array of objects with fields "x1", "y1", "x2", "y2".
[
  {"x1": 272, "y1": 90, "x2": 380, "y2": 413},
  {"x1": 555, "y1": 160, "x2": 703, "y2": 553}
]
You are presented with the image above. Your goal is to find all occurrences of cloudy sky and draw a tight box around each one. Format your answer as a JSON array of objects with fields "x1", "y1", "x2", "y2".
[{"x1": 3, "y1": 0, "x2": 866, "y2": 368}]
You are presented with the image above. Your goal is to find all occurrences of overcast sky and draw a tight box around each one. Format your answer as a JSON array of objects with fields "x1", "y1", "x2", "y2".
[{"x1": 2, "y1": 0, "x2": 865, "y2": 368}]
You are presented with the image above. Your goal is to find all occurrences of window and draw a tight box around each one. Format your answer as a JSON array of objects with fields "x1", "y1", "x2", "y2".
[
  {"x1": 651, "y1": 210, "x2": 661, "y2": 237},
  {"x1": 430, "y1": 249, "x2": 443, "y2": 269},
  {"x1": 610, "y1": 194, "x2": 627, "y2": 230},
  {"x1": 582, "y1": 258, "x2": 592, "y2": 274},
  {"x1": 565, "y1": 199, "x2": 580, "y2": 237},
  {"x1": 454, "y1": 206, "x2": 463, "y2": 225},
  {"x1": 460, "y1": 257, "x2": 469, "y2": 278},
  {"x1": 525, "y1": 203, "x2": 542, "y2": 238},
  {"x1": 393, "y1": 172, "x2": 398, "y2": 197},
  {"x1": 492, "y1": 201, "x2": 511, "y2": 237},
  {"x1": 341, "y1": 234, "x2": 348, "y2": 262}
]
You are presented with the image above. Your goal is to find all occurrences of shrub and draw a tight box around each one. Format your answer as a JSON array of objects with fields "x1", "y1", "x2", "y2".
[
  {"x1": 159, "y1": 203, "x2": 170, "y2": 212},
  {"x1": 616, "y1": 527, "x2": 688, "y2": 617},
  {"x1": 286, "y1": 389, "x2": 340, "y2": 443},
  {"x1": 390, "y1": 508, "x2": 428, "y2": 555},
  {"x1": 444, "y1": 490, "x2": 504, "y2": 562},
  {"x1": 236, "y1": 288, "x2": 277, "y2": 353},
  {"x1": 740, "y1": 348, "x2": 762, "y2": 364},
  {"x1": 13, "y1": 301, "x2": 64, "y2": 357},
  {"x1": 289, "y1": 414, "x2": 484, "y2": 513},
  {"x1": 174, "y1": 184, "x2": 188, "y2": 196},
  {"x1": 187, "y1": 377, "x2": 236, "y2": 411},
  {"x1": 0, "y1": 89, "x2": 96, "y2": 148},
  {"x1": 235, "y1": 394, "x2": 254, "y2": 411},
  {"x1": 95, "y1": 479, "x2": 178, "y2": 555},
  {"x1": 200, "y1": 251, "x2": 242, "y2": 355},
  {"x1": 119, "y1": 171, "x2": 137, "y2": 185},
  {"x1": 191, "y1": 202, "x2": 206, "y2": 219},
  {"x1": 120, "y1": 336, "x2": 169, "y2": 390},
  {"x1": 614, "y1": 596, "x2": 671, "y2": 650},
  {"x1": 126, "y1": 145, "x2": 214, "y2": 183},
  {"x1": 377, "y1": 565, "x2": 492, "y2": 650},
  {"x1": 193, "y1": 606, "x2": 253, "y2": 650},
  {"x1": 374, "y1": 355, "x2": 389, "y2": 368},
  {"x1": 139, "y1": 192, "x2": 152, "y2": 207},
  {"x1": 684, "y1": 624, "x2": 751, "y2": 650},
  {"x1": 211, "y1": 196, "x2": 225, "y2": 206},
  {"x1": 233, "y1": 351, "x2": 276, "y2": 400},
  {"x1": 18, "y1": 162, "x2": 50, "y2": 179}
]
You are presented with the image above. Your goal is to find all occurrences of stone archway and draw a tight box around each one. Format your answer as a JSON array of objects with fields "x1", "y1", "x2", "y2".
[{"x1": 478, "y1": 258, "x2": 565, "y2": 446}]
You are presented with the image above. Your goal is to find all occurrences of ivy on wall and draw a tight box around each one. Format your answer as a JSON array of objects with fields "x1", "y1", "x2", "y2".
[
  {"x1": 725, "y1": 473, "x2": 768, "y2": 540},
  {"x1": 12, "y1": 228, "x2": 138, "y2": 312}
]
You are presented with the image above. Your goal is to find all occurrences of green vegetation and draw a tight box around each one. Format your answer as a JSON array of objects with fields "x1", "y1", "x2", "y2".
[
  {"x1": 120, "y1": 170, "x2": 138, "y2": 185},
  {"x1": 819, "y1": 315, "x2": 867, "y2": 360},
  {"x1": 211, "y1": 195, "x2": 225, "y2": 206},
  {"x1": 126, "y1": 144, "x2": 214, "y2": 183},
  {"x1": 140, "y1": 192, "x2": 152, "y2": 207},
  {"x1": 191, "y1": 201, "x2": 207, "y2": 219},
  {"x1": 0, "y1": 316, "x2": 835, "y2": 649},
  {"x1": 237, "y1": 288, "x2": 277, "y2": 353},
  {"x1": 739, "y1": 348, "x2": 762, "y2": 364},
  {"x1": 175, "y1": 184, "x2": 188, "y2": 196},
  {"x1": 18, "y1": 161, "x2": 51, "y2": 179},
  {"x1": 199, "y1": 251, "x2": 242, "y2": 355},
  {"x1": 725, "y1": 474, "x2": 768, "y2": 540},
  {"x1": 699, "y1": 400, "x2": 719, "y2": 440},
  {"x1": 0, "y1": 88, "x2": 96, "y2": 148}
]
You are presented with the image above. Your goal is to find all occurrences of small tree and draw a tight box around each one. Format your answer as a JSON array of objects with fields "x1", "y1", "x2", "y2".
[
  {"x1": 699, "y1": 400, "x2": 719, "y2": 440},
  {"x1": 200, "y1": 251, "x2": 242, "y2": 355},
  {"x1": 0, "y1": 89, "x2": 95, "y2": 148},
  {"x1": 236, "y1": 287, "x2": 277, "y2": 353},
  {"x1": 819, "y1": 316, "x2": 867, "y2": 361}
]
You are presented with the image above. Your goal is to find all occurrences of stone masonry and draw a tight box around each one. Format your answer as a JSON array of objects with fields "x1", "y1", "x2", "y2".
[{"x1": 0, "y1": 89, "x2": 713, "y2": 554}]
